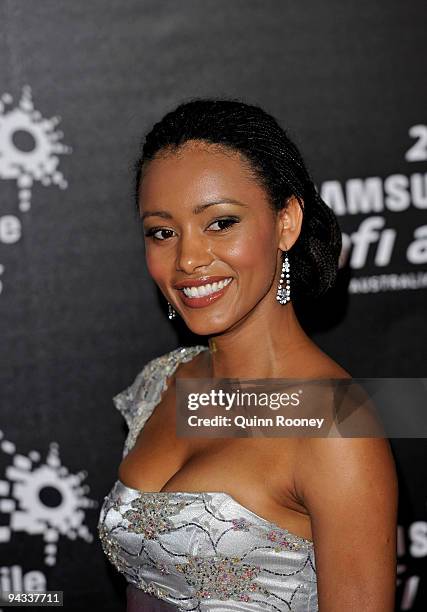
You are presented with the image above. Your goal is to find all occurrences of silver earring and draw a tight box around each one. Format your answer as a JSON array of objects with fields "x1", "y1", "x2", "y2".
[
  {"x1": 276, "y1": 251, "x2": 291, "y2": 304},
  {"x1": 167, "y1": 302, "x2": 176, "y2": 320}
]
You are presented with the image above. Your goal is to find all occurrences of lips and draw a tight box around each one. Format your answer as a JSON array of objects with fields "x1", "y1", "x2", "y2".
[
  {"x1": 175, "y1": 276, "x2": 234, "y2": 309},
  {"x1": 174, "y1": 275, "x2": 233, "y2": 289}
]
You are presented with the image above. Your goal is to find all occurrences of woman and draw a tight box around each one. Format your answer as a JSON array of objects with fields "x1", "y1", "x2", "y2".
[{"x1": 98, "y1": 99, "x2": 398, "y2": 611}]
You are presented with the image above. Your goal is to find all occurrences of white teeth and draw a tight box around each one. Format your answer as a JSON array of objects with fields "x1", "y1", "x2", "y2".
[{"x1": 182, "y1": 277, "x2": 232, "y2": 298}]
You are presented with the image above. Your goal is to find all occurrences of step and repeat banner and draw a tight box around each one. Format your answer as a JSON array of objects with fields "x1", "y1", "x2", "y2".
[{"x1": 0, "y1": 1, "x2": 426, "y2": 610}]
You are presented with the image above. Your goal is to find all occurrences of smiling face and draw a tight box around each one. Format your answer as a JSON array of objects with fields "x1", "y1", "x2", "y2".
[{"x1": 138, "y1": 140, "x2": 289, "y2": 335}]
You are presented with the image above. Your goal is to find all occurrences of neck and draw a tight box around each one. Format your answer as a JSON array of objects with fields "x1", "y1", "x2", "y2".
[{"x1": 206, "y1": 300, "x2": 312, "y2": 379}]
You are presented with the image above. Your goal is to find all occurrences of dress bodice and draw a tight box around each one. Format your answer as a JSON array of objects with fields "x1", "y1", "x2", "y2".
[{"x1": 97, "y1": 345, "x2": 318, "y2": 611}]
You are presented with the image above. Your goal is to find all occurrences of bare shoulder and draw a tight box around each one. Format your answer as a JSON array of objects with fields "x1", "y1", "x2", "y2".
[
  {"x1": 292, "y1": 345, "x2": 397, "y2": 492},
  {"x1": 295, "y1": 436, "x2": 398, "y2": 495},
  {"x1": 298, "y1": 341, "x2": 352, "y2": 380}
]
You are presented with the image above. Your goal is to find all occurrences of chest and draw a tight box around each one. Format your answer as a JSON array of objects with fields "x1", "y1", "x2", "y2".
[{"x1": 117, "y1": 377, "x2": 308, "y2": 522}]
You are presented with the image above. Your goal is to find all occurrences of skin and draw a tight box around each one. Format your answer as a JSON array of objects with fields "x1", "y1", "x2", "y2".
[{"x1": 120, "y1": 139, "x2": 398, "y2": 611}]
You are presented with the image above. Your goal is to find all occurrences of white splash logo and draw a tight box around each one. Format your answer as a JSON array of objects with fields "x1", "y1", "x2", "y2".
[
  {"x1": 0, "y1": 85, "x2": 71, "y2": 212},
  {"x1": 0, "y1": 429, "x2": 98, "y2": 566}
]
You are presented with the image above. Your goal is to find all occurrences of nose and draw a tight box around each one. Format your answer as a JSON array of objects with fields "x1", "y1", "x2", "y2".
[{"x1": 176, "y1": 229, "x2": 213, "y2": 274}]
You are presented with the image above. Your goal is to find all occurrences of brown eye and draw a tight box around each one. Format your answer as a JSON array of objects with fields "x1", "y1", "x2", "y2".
[
  {"x1": 208, "y1": 217, "x2": 240, "y2": 231},
  {"x1": 144, "y1": 228, "x2": 176, "y2": 241}
]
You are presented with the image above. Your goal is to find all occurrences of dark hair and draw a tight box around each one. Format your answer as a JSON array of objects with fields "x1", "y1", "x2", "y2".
[{"x1": 133, "y1": 97, "x2": 342, "y2": 303}]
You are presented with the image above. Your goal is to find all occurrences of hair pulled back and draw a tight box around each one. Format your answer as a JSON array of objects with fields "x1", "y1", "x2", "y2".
[{"x1": 134, "y1": 97, "x2": 342, "y2": 303}]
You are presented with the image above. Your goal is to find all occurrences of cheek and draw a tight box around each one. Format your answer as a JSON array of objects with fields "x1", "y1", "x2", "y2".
[
  {"x1": 145, "y1": 249, "x2": 170, "y2": 285},
  {"x1": 222, "y1": 224, "x2": 276, "y2": 274}
]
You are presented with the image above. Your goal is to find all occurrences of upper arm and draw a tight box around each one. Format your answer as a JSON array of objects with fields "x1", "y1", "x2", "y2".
[{"x1": 295, "y1": 437, "x2": 398, "y2": 611}]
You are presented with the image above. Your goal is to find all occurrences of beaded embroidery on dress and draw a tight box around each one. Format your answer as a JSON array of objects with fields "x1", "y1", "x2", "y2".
[{"x1": 97, "y1": 346, "x2": 318, "y2": 611}]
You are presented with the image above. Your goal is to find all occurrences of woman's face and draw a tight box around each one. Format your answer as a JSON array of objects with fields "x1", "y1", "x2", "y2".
[{"x1": 139, "y1": 140, "x2": 289, "y2": 335}]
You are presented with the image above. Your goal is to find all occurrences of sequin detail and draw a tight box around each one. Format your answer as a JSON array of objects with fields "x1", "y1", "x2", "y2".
[
  {"x1": 123, "y1": 493, "x2": 189, "y2": 539},
  {"x1": 137, "y1": 576, "x2": 169, "y2": 600},
  {"x1": 98, "y1": 523, "x2": 132, "y2": 576},
  {"x1": 174, "y1": 554, "x2": 267, "y2": 601},
  {"x1": 267, "y1": 529, "x2": 309, "y2": 552}
]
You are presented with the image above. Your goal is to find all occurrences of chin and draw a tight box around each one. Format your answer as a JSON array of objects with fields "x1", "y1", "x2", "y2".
[{"x1": 181, "y1": 315, "x2": 230, "y2": 337}]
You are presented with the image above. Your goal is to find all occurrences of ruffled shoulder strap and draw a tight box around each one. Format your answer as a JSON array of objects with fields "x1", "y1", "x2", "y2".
[
  {"x1": 113, "y1": 345, "x2": 208, "y2": 458},
  {"x1": 112, "y1": 354, "x2": 163, "y2": 429}
]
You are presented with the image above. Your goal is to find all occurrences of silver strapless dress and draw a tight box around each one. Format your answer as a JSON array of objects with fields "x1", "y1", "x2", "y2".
[{"x1": 98, "y1": 346, "x2": 318, "y2": 611}]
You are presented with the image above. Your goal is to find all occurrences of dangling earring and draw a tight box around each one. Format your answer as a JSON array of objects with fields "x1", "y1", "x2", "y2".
[
  {"x1": 167, "y1": 302, "x2": 176, "y2": 320},
  {"x1": 276, "y1": 250, "x2": 291, "y2": 304}
]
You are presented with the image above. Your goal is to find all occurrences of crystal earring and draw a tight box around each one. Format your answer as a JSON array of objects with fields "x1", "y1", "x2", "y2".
[
  {"x1": 276, "y1": 251, "x2": 291, "y2": 304},
  {"x1": 167, "y1": 302, "x2": 176, "y2": 320}
]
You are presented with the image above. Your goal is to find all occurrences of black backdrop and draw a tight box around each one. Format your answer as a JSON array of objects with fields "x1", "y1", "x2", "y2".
[{"x1": 0, "y1": 1, "x2": 426, "y2": 610}]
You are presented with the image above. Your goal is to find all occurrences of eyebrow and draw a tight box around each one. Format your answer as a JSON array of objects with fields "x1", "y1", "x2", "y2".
[{"x1": 140, "y1": 198, "x2": 247, "y2": 221}]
